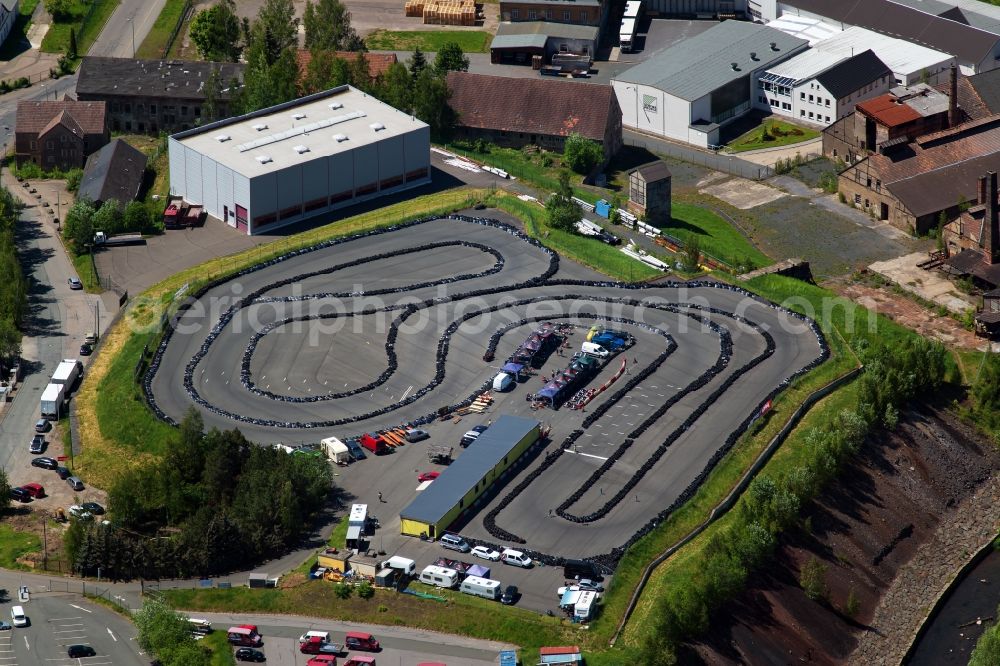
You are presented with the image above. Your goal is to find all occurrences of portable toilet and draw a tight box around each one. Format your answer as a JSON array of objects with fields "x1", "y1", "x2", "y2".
[{"x1": 595, "y1": 199, "x2": 611, "y2": 218}]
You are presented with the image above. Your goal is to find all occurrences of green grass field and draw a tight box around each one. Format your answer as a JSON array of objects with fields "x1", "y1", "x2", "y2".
[
  {"x1": 365, "y1": 30, "x2": 491, "y2": 53},
  {"x1": 41, "y1": 0, "x2": 120, "y2": 55},
  {"x1": 135, "y1": 0, "x2": 188, "y2": 59},
  {"x1": 726, "y1": 118, "x2": 820, "y2": 153},
  {"x1": 0, "y1": 525, "x2": 42, "y2": 569},
  {"x1": 666, "y1": 201, "x2": 770, "y2": 270},
  {"x1": 72, "y1": 253, "x2": 100, "y2": 293}
]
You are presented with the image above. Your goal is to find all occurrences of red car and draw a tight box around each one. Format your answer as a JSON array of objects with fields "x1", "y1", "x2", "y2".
[
  {"x1": 417, "y1": 471, "x2": 440, "y2": 482},
  {"x1": 20, "y1": 483, "x2": 44, "y2": 499}
]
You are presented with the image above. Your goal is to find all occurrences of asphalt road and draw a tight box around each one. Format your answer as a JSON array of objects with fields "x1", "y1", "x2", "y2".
[
  {"x1": 146, "y1": 211, "x2": 825, "y2": 611},
  {"x1": 87, "y1": 0, "x2": 169, "y2": 58},
  {"x1": 188, "y1": 611, "x2": 511, "y2": 666}
]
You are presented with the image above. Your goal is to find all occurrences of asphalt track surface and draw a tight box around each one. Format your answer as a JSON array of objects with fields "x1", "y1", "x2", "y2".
[{"x1": 146, "y1": 212, "x2": 826, "y2": 570}]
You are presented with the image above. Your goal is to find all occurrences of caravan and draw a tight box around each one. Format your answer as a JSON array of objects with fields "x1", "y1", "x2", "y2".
[
  {"x1": 459, "y1": 575, "x2": 501, "y2": 600},
  {"x1": 575, "y1": 590, "x2": 597, "y2": 621},
  {"x1": 419, "y1": 565, "x2": 459, "y2": 589},
  {"x1": 320, "y1": 436, "x2": 351, "y2": 465}
]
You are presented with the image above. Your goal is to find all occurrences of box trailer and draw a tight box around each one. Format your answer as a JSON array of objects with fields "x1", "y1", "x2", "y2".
[
  {"x1": 320, "y1": 436, "x2": 351, "y2": 465},
  {"x1": 51, "y1": 359, "x2": 81, "y2": 388},
  {"x1": 40, "y1": 382, "x2": 65, "y2": 419}
]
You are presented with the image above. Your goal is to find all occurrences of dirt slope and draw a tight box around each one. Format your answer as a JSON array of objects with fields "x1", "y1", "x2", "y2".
[{"x1": 685, "y1": 406, "x2": 1000, "y2": 666}]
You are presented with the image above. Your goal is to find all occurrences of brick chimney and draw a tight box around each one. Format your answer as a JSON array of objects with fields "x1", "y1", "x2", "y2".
[
  {"x1": 986, "y1": 171, "x2": 999, "y2": 264},
  {"x1": 980, "y1": 174, "x2": 988, "y2": 207},
  {"x1": 949, "y1": 63, "x2": 959, "y2": 128}
]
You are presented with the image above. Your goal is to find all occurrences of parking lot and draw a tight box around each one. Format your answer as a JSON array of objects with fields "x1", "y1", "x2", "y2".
[{"x1": 145, "y1": 210, "x2": 825, "y2": 613}]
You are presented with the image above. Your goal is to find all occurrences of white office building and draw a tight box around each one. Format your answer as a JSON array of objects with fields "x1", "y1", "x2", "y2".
[
  {"x1": 168, "y1": 85, "x2": 430, "y2": 235},
  {"x1": 612, "y1": 21, "x2": 807, "y2": 148}
]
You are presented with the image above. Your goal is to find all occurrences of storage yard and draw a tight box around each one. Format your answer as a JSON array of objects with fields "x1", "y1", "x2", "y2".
[{"x1": 145, "y1": 210, "x2": 826, "y2": 612}]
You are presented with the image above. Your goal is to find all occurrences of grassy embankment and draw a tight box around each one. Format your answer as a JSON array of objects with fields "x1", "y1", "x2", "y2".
[
  {"x1": 135, "y1": 0, "x2": 189, "y2": 59},
  {"x1": 41, "y1": 0, "x2": 119, "y2": 55},
  {"x1": 725, "y1": 119, "x2": 820, "y2": 153}
]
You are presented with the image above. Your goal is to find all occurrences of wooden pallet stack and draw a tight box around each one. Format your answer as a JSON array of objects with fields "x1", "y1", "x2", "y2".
[
  {"x1": 404, "y1": 0, "x2": 424, "y2": 17},
  {"x1": 419, "y1": 0, "x2": 476, "y2": 25}
]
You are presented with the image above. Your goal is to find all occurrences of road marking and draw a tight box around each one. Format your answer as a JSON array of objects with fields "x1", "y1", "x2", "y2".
[
  {"x1": 22, "y1": 636, "x2": 27, "y2": 650},
  {"x1": 107, "y1": 628, "x2": 117, "y2": 642},
  {"x1": 68, "y1": 605, "x2": 92, "y2": 614},
  {"x1": 47, "y1": 617, "x2": 83, "y2": 622},
  {"x1": 565, "y1": 450, "x2": 609, "y2": 461},
  {"x1": 401, "y1": 385, "x2": 413, "y2": 400}
]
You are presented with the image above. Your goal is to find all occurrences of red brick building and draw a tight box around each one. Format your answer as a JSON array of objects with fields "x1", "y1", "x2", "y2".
[
  {"x1": 446, "y1": 72, "x2": 622, "y2": 161},
  {"x1": 14, "y1": 100, "x2": 108, "y2": 171},
  {"x1": 499, "y1": 0, "x2": 604, "y2": 27}
]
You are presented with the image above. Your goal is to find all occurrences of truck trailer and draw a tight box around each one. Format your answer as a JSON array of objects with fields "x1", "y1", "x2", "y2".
[
  {"x1": 40, "y1": 383, "x2": 65, "y2": 419},
  {"x1": 50, "y1": 359, "x2": 81, "y2": 389}
]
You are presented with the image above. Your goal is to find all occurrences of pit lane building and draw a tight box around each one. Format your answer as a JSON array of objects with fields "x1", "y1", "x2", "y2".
[
  {"x1": 399, "y1": 415, "x2": 541, "y2": 538},
  {"x1": 167, "y1": 85, "x2": 430, "y2": 235}
]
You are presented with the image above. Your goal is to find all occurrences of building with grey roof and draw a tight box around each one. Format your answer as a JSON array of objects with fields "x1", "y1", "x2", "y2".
[
  {"x1": 752, "y1": 0, "x2": 1000, "y2": 74},
  {"x1": 612, "y1": 20, "x2": 807, "y2": 148},
  {"x1": 167, "y1": 85, "x2": 430, "y2": 235},
  {"x1": 399, "y1": 415, "x2": 540, "y2": 538},
  {"x1": 78, "y1": 139, "x2": 148, "y2": 207},
  {"x1": 490, "y1": 21, "x2": 599, "y2": 64}
]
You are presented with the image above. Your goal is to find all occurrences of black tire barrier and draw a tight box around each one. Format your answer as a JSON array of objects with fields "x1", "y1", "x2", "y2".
[{"x1": 144, "y1": 215, "x2": 832, "y2": 577}]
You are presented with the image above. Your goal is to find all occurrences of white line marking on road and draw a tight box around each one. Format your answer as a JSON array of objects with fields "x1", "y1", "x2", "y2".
[
  {"x1": 107, "y1": 628, "x2": 117, "y2": 642},
  {"x1": 48, "y1": 617, "x2": 83, "y2": 622},
  {"x1": 401, "y1": 385, "x2": 413, "y2": 400},
  {"x1": 68, "y1": 605, "x2": 92, "y2": 614},
  {"x1": 565, "y1": 450, "x2": 609, "y2": 461},
  {"x1": 22, "y1": 636, "x2": 28, "y2": 650}
]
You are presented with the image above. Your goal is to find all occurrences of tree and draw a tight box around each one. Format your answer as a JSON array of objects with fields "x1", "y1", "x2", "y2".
[
  {"x1": 411, "y1": 67, "x2": 453, "y2": 138},
  {"x1": 256, "y1": 0, "x2": 298, "y2": 64},
  {"x1": 377, "y1": 62, "x2": 412, "y2": 112},
  {"x1": 68, "y1": 28, "x2": 77, "y2": 59},
  {"x1": 682, "y1": 235, "x2": 701, "y2": 272},
  {"x1": 545, "y1": 171, "x2": 582, "y2": 232},
  {"x1": 799, "y1": 556, "x2": 829, "y2": 602},
  {"x1": 303, "y1": 0, "x2": 363, "y2": 51},
  {"x1": 201, "y1": 67, "x2": 223, "y2": 124},
  {"x1": 0, "y1": 319, "x2": 20, "y2": 371},
  {"x1": 44, "y1": 0, "x2": 75, "y2": 21},
  {"x1": 190, "y1": 0, "x2": 243, "y2": 62},
  {"x1": 237, "y1": 23, "x2": 300, "y2": 112},
  {"x1": 346, "y1": 52, "x2": 372, "y2": 92},
  {"x1": 63, "y1": 199, "x2": 95, "y2": 253},
  {"x1": 563, "y1": 133, "x2": 604, "y2": 174},
  {"x1": 92, "y1": 199, "x2": 123, "y2": 235},
  {"x1": 409, "y1": 48, "x2": 427, "y2": 82},
  {"x1": 123, "y1": 201, "x2": 151, "y2": 234},
  {"x1": 302, "y1": 52, "x2": 351, "y2": 95},
  {"x1": 133, "y1": 597, "x2": 210, "y2": 666},
  {"x1": 971, "y1": 604, "x2": 1000, "y2": 666},
  {"x1": 434, "y1": 42, "x2": 469, "y2": 75}
]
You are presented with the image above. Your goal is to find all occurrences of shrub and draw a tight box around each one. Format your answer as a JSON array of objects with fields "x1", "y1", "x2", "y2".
[
  {"x1": 357, "y1": 581, "x2": 374, "y2": 599},
  {"x1": 799, "y1": 556, "x2": 828, "y2": 602},
  {"x1": 844, "y1": 589, "x2": 861, "y2": 619},
  {"x1": 333, "y1": 583, "x2": 352, "y2": 599},
  {"x1": 563, "y1": 133, "x2": 604, "y2": 174}
]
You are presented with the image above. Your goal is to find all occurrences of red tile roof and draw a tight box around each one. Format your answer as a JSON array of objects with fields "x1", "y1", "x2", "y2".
[
  {"x1": 15, "y1": 101, "x2": 106, "y2": 135},
  {"x1": 445, "y1": 72, "x2": 619, "y2": 142},
  {"x1": 856, "y1": 94, "x2": 922, "y2": 127},
  {"x1": 296, "y1": 50, "x2": 398, "y2": 80}
]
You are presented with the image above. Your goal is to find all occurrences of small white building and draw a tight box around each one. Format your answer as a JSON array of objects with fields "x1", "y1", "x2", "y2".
[
  {"x1": 612, "y1": 21, "x2": 808, "y2": 148},
  {"x1": 758, "y1": 49, "x2": 892, "y2": 126},
  {"x1": 0, "y1": 1, "x2": 17, "y2": 48},
  {"x1": 167, "y1": 85, "x2": 430, "y2": 235}
]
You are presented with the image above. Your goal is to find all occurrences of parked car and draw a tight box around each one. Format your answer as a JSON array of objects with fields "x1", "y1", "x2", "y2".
[
  {"x1": 346, "y1": 440, "x2": 366, "y2": 461},
  {"x1": 500, "y1": 549, "x2": 533, "y2": 568},
  {"x1": 67, "y1": 645, "x2": 96, "y2": 658},
  {"x1": 20, "y1": 484, "x2": 44, "y2": 499},
  {"x1": 417, "y1": 471, "x2": 440, "y2": 482},
  {"x1": 66, "y1": 476, "x2": 84, "y2": 491},
  {"x1": 460, "y1": 425, "x2": 488, "y2": 448},
  {"x1": 500, "y1": 584, "x2": 519, "y2": 605},
  {"x1": 29, "y1": 435, "x2": 45, "y2": 454},
  {"x1": 55, "y1": 466, "x2": 71, "y2": 479},
  {"x1": 439, "y1": 533, "x2": 471, "y2": 553},
  {"x1": 34, "y1": 419, "x2": 50, "y2": 433},
  {"x1": 470, "y1": 545, "x2": 501, "y2": 561},
  {"x1": 68, "y1": 505, "x2": 92, "y2": 520},
  {"x1": 79, "y1": 343, "x2": 92, "y2": 356},
  {"x1": 234, "y1": 647, "x2": 266, "y2": 662},
  {"x1": 9, "y1": 488, "x2": 30, "y2": 503},
  {"x1": 0, "y1": 621, "x2": 12, "y2": 630},
  {"x1": 557, "y1": 579, "x2": 603, "y2": 596},
  {"x1": 67, "y1": 277, "x2": 82, "y2": 290},
  {"x1": 306, "y1": 657, "x2": 337, "y2": 666},
  {"x1": 30, "y1": 457, "x2": 57, "y2": 470},
  {"x1": 404, "y1": 428, "x2": 429, "y2": 442},
  {"x1": 81, "y1": 502, "x2": 104, "y2": 515}
]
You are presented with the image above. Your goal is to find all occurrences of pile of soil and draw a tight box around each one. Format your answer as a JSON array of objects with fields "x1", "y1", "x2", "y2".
[{"x1": 685, "y1": 405, "x2": 1000, "y2": 665}]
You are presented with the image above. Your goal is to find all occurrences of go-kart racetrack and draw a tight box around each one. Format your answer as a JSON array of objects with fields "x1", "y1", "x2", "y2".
[{"x1": 146, "y1": 212, "x2": 828, "y2": 566}]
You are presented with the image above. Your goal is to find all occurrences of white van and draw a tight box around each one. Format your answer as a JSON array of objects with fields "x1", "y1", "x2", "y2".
[
  {"x1": 460, "y1": 575, "x2": 501, "y2": 600},
  {"x1": 581, "y1": 341, "x2": 610, "y2": 358},
  {"x1": 501, "y1": 548, "x2": 533, "y2": 568},
  {"x1": 298, "y1": 630, "x2": 330, "y2": 644},
  {"x1": 381, "y1": 555, "x2": 416, "y2": 577},
  {"x1": 188, "y1": 618, "x2": 213, "y2": 636},
  {"x1": 10, "y1": 606, "x2": 26, "y2": 627},
  {"x1": 419, "y1": 565, "x2": 459, "y2": 588},
  {"x1": 575, "y1": 590, "x2": 597, "y2": 620},
  {"x1": 492, "y1": 372, "x2": 514, "y2": 392}
]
